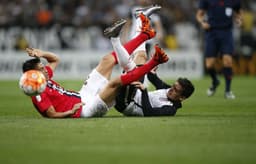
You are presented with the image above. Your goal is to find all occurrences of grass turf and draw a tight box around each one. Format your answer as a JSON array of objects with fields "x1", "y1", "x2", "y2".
[{"x1": 0, "y1": 76, "x2": 255, "y2": 164}]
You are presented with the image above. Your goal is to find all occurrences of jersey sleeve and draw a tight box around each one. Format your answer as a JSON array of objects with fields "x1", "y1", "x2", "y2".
[
  {"x1": 140, "y1": 89, "x2": 177, "y2": 116},
  {"x1": 32, "y1": 93, "x2": 52, "y2": 113},
  {"x1": 147, "y1": 72, "x2": 170, "y2": 89}
]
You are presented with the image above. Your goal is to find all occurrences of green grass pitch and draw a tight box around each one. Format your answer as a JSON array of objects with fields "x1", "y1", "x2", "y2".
[{"x1": 0, "y1": 76, "x2": 256, "y2": 164}]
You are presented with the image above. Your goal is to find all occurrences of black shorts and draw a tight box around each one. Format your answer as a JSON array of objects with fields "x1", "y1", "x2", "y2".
[{"x1": 204, "y1": 29, "x2": 234, "y2": 57}]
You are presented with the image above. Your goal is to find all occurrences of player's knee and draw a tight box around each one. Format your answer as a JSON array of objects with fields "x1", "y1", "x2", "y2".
[
  {"x1": 205, "y1": 58, "x2": 216, "y2": 68},
  {"x1": 97, "y1": 54, "x2": 116, "y2": 70},
  {"x1": 101, "y1": 54, "x2": 115, "y2": 65},
  {"x1": 134, "y1": 51, "x2": 147, "y2": 65},
  {"x1": 223, "y1": 55, "x2": 233, "y2": 67}
]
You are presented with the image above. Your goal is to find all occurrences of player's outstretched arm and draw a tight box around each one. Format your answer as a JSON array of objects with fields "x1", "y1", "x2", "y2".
[
  {"x1": 46, "y1": 103, "x2": 84, "y2": 118},
  {"x1": 25, "y1": 48, "x2": 60, "y2": 71}
]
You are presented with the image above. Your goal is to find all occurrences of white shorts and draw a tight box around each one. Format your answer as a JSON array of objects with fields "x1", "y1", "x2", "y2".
[{"x1": 79, "y1": 69, "x2": 109, "y2": 118}]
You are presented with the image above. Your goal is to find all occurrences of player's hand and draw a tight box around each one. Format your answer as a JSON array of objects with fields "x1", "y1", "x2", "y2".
[
  {"x1": 131, "y1": 81, "x2": 146, "y2": 91},
  {"x1": 201, "y1": 22, "x2": 210, "y2": 30},
  {"x1": 71, "y1": 102, "x2": 85, "y2": 115},
  {"x1": 25, "y1": 47, "x2": 44, "y2": 58}
]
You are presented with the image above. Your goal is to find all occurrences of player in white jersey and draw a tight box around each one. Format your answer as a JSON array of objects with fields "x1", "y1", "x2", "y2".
[
  {"x1": 113, "y1": 6, "x2": 195, "y2": 116},
  {"x1": 115, "y1": 72, "x2": 194, "y2": 116}
]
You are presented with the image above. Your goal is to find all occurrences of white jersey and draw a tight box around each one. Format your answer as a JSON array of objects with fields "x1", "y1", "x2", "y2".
[{"x1": 123, "y1": 89, "x2": 174, "y2": 116}]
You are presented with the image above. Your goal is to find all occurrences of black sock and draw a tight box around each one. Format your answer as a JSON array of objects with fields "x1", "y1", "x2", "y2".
[
  {"x1": 207, "y1": 68, "x2": 219, "y2": 87},
  {"x1": 223, "y1": 67, "x2": 233, "y2": 92}
]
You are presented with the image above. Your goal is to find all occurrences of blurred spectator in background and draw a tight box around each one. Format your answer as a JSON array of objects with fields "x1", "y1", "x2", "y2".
[
  {"x1": 14, "y1": 34, "x2": 29, "y2": 50},
  {"x1": 0, "y1": 0, "x2": 254, "y2": 66},
  {"x1": 36, "y1": 4, "x2": 53, "y2": 27},
  {"x1": 238, "y1": 3, "x2": 256, "y2": 75}
]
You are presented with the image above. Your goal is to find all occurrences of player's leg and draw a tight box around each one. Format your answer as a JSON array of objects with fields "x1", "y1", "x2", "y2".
[
  {"x1": 135, "y1": 4, "x2": 162, "y2": 56},
  {"x1": 94, "y1": 6, "x2": 161, "y2": 80},
  {"x1": 93, "y1": 54, "x2": 117, "y2": 80},
  {"x1": 205, "y1": 32, "x2": 220, "y2": 96},
  {"x1": 134, "y1": 4, "x2": 161, "y2": 18},
  {"x1": 80, "y1": 14, "x2": 156, "y2": 112},
  {"x1": 109, "y1": 4, "x2": 160, "y2": 59},
  {"x1": 106, "y1": 20, "x2": 136, "y2": 72},
  {"x1": 95, "y1": 13, "x2": 156, "y2": 80},
  {"x1": 104, "y1": 13, "x2": 155, "y2": 72},
  {"x1": 99, "y1": 45, "x2": 169, "y2": 106},
  {"x1": 80, "y1": 45, "x2": 169, "y2": 118},
  {"x1": 221, "y1": 30, "x2": 235, "y2": 99},
  {"x1": 113, "y1": 13, "x2": 151, "y2": 113},
  {"x1": 132, "y1": 13, "x2": 152, "y2": 87},
  {"x1": 205, "y1": 57, "x2": 220, "y2": 96},
  {"x1": 222, "y1": 54, "x2": 235, "y2": 99},
  {"x1": 132, "y1": 13, "x2": 150, "y2": 65}
]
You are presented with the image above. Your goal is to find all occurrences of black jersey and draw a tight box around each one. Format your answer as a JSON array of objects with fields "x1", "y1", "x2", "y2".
[{"x1": 199, "y1": 0, "x2": 241, "y2": 29}]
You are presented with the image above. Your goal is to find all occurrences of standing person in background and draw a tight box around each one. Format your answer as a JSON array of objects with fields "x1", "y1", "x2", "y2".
[
  {"x1": 239, "y1": 4, "x2": 255, "y2": 75},
  {"x1": 196, "y1": 0, "x2": 242, "y2": 99}
]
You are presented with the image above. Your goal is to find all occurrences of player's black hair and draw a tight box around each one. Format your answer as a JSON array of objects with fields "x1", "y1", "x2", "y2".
[
  {"x1": 22, "y1": 57, "x2": 41, "y2": 73},
  {"x1": 177, "y1": 78, "x2": 195, "y2": 98}
]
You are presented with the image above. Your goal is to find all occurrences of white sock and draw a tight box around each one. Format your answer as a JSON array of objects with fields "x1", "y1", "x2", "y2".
[{"x1": 110, "y1": 37, "x2": 136, "y2": 72}]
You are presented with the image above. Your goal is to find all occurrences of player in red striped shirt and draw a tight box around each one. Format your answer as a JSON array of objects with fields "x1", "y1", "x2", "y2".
[{"x1": 22, "y1": 7, "x2": 168, "y2": 118}]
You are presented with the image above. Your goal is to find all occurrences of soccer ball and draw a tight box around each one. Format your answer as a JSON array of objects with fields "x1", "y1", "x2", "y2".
[{"x1": 19, "y1": 70, "x2": 47, "y2": 96}]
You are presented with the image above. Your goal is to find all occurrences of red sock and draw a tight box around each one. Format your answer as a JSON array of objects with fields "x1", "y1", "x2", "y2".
[
  {"x1": 111, "y1": 33, "x2": 148, "y2": 64},
  {"x1": 121, "y1": 59, "x2": 158, "y2": 85}
]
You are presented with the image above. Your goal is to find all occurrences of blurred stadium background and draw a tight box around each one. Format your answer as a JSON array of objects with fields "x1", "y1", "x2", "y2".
[{"x1": 0, "y1": 0, "x2": 255, "y2": 79}]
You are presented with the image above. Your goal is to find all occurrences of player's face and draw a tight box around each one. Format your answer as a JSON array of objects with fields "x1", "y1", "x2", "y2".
[
  {"x1": 36, "y1": 63, "x2": 49, "y2": 80},
  {"x1": 167, "y1": 81, "x2": 184, "y2": 101}
]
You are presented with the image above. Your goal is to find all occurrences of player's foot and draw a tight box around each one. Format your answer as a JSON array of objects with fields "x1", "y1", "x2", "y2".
[
  {"x1": 135, "y1": 4, "x2": 161, "y2": 17},
  {"x1": 207, "y1": 80, "x2": 220, "y2": 96},
  {"x1": 225, "y1": 91, "x2": 236, "y2": 99},
  {"x1": 103, "y1": 19, "x2": 127, "y2": 38},
  {"x1": 139, "y1": 13, "x2": 156, "y2": 39},
  {"x1": 152, "y1": 45, "x2": 169, "y2": 64}
]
